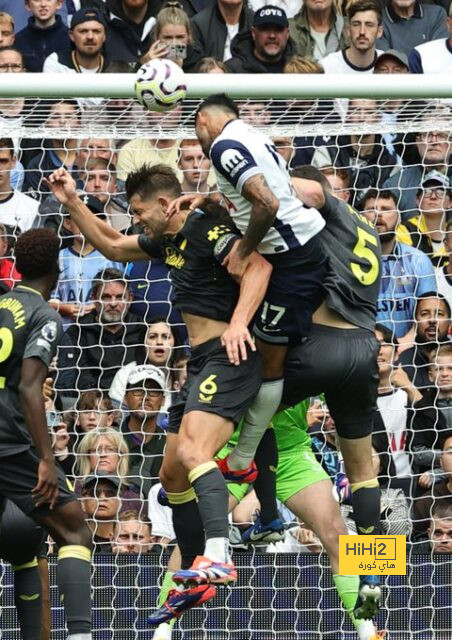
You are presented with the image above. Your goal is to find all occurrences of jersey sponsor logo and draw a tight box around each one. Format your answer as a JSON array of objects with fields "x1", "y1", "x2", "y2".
[
  {"x1": 41, "y1": 320, "x2": 58, "y2": 342},
  {"x1": 163, "y1": 246, "x2": 185, "y2": 270},
  {"x1": 220, "y1": 149, "x2": 248, "y2": 178},
  {"x1": 207, "y1": 225, "x2": 231, "y2": 242},
  {"x1": 213, "y1": 233, "x2": 238, "y2": 260}
]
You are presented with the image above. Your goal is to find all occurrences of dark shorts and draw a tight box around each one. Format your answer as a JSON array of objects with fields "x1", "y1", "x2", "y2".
[
  {"x1": 253, "y1": 236, "x2": 327, "y2": 345},
  {"x1": 168, "y1": 337, "x2": 262, "y2": 434},
  {"x1": 283, "y1": 325, "x2": 379, "y2": 439},
  {"x1": 0, "y1": 447, "x2": 76, "y2": 517},
  {"x1": 0, "y1": 499, "x2": 46, "y2": 565}
]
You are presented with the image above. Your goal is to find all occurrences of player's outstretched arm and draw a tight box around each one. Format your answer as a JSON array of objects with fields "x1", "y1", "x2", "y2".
[
  {"x1": 239, "y1": 174, "x2": 279, "y2": 258},
  {"x1": 19, "y1": 357, "x2": 59, "y2": 509},
  {"x1": 46, "y1": 168, "x2": 148, "y2": 263},
  {"x1": 221, "y1": 250, "x2": 273, "y2": 365}
]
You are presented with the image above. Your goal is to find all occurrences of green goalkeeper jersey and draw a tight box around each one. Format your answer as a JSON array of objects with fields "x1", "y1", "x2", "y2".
[{"x1": 221, "y1": 398, "x2": 312, "y2": 457}]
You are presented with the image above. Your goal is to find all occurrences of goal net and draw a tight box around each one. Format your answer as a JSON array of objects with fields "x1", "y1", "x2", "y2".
[{"x1": 0, "y1": 74, "x2": 450, "y2": 640}]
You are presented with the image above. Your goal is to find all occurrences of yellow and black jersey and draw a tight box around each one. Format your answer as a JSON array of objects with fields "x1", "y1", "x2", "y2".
[
  {"x1": 318, "y1": 193, "x2": 381, "y2": 331},
  {"x1": 138, "y1": 208, "x2": 240, "y2": 323}
]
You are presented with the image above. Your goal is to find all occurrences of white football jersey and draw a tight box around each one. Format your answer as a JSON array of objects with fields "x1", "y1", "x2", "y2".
[{"x1": 209, "y1": 119, "x2": 325, "y2": 255}]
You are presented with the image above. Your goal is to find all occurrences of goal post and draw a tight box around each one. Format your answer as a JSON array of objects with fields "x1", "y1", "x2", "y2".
[{"x1": 0, "y1": 74, "x2": 449, "y2": 640}]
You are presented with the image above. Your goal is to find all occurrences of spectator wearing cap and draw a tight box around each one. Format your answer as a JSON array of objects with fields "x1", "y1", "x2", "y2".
[
  {"x1": 15, "y1": 0, "x2": 69, "y2": 72},
  {"x1": 398, "y1": 171, "x2": 452, "y2": 266},
  {"x1": 409, "y1": 3, "x2": 452, "y2": 73},
  {"x1": 190, "y1": 0, "x2": 253, "y2": 63},
  {"x1": 0, "y1": 12, "x2": 15, "y2": 48},
  {"x1": 226, "y1": 5, "x2": 296, "y2": 72},
  {"x1": 383, "y1": 116, "x2": 452, "y2": 219},
  {"x1": 80, "y1": 473, "x2": 122, "y2": 552},
  {"x1": 377, "y1": 0, "x2": 447, "y2": 56},
  {"x1": 48, "y1": 195, "x2": 125, "y2": 329},
  {"x1": 105, "y1": 0, "x2": 163, "y2": 65},
  {"x1": 120, "y1": 365, "x2": 167, "y2": 497},
  {"x1": 320, "y1": 0, "x2": 383, "y2": 74},
  {"x1": 288, "y1": 0, "x2": 348, "y2": 61},
  {"x1": 56, "y1": 267, "x2": 146, "y2": 395},
  {"x1": 43, "y1": 7, "x2": 107, "y2": 74},
  {"x1": 374, "y1": 48, "x2": 409, "y2": 73},
  {"x1": 76, "y1": 427, "x2": 144, "y2": 513}
]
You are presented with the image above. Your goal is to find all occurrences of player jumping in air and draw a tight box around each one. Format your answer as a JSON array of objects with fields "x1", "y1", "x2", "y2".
[
  {"x1": 46, "y1": 165, "x2": 272, "y2": 619},
  {"x1": 284, "y1": 166, "x2": 383, "y2": 620},
  {"x1": 170, "y1": 93, "x2": 328, "y2": 543},
  {"x1": 0, "y1": 229, "x2": 93, "y2": 640}
]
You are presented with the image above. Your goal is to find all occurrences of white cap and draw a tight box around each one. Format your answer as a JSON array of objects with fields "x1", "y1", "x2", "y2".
[{"x1": 126, "y1": 364, "x2": 166, "y2": 389}]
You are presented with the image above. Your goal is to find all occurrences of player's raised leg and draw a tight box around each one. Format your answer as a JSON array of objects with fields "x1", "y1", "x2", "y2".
[
  {"x1": 338, "y1": 435, "x2": 382, "y2": 619},
  {"x1": 150, "y1": 432, "x2": 217, "y2": 626}
]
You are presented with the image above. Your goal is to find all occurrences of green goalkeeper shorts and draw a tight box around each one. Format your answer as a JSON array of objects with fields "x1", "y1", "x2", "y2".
[{"x1": 223, "y1": 449, "x2": 329, "y2": 505}]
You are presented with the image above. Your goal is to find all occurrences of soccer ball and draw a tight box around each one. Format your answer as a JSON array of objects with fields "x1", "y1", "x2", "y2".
[{"x1": 135, "y1": 59, "x2": 187, "y2": 113}]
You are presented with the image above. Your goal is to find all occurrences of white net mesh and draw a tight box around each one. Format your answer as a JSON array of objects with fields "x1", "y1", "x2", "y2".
[{"x1": 0, "y1": 89, "x2": 450, "y2": 639}]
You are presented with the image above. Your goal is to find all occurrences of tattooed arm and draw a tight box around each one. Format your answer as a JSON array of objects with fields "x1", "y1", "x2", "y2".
[{"x1": 238, "y1": 173, "x2": 279, "y2": 258}]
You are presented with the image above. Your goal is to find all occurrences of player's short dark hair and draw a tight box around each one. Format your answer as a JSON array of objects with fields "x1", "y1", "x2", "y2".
[
  {"x1": 359, "y1": 188, "x2": 398, "y2": 211},
  {"x1": 414, "y1": 291, "x2": 451, "y2": 320},
  {"x1": 14, "y1": 229, "x2": 60, "y2": 279},
  {"x1": 375, "y1": 323, "x2": 398, "y2": 346},
  {"x1": 0, "y1": 138, "x2": 14, "y2": 157},
  {"x1": 290, "y1": 165, "x2": 331, "y2": 191},
  {"x1": 347, "y1": 0, "x2": 382, "y2": 23},
  {"x1": 196, "y1": 93, "x2": 239, "y2": 119},
  {"x1": 125, "y1": 163, "x2": 181, "y2": 202}
]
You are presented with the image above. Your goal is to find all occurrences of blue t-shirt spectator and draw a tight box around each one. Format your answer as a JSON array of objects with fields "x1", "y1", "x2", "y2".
[{"x1": 377, "y1": 241, "x2": 437, "y2": 337}]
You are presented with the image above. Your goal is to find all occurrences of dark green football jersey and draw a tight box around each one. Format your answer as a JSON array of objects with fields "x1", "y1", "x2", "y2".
[
  {"x1": 138, "y1": 208, "x2": 240, "y2": 323},
  {"x1": 319, "y1": 192, "x2": 381, "y2": 331},
  {"x1": 0, "y1": 285, "x2": 62, "y2": 456}
]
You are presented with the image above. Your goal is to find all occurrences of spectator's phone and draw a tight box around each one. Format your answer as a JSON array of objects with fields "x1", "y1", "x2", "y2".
[
  {"x1": 168, "y1": 44, "x2": 187, "y2": 61},
  {"x1": 46, "y1": 411, "x2": 60, "y2": 430}
]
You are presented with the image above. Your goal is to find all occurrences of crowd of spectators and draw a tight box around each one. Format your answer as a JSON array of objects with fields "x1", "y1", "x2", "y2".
[{"x1": 0, "y1": 0, "x2": 450, "y2": 556}]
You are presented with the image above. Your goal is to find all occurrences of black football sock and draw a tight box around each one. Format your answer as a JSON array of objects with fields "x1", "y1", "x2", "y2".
[
  {"x1": 168, "y1": 488, "x2": 205, "y2": 570},
  {"x1": 254, "y1": 427, "x2": 279, "y2": 525},
  {"x1": 12, "y1": 558, "x2": 41, "y2": 640}
]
